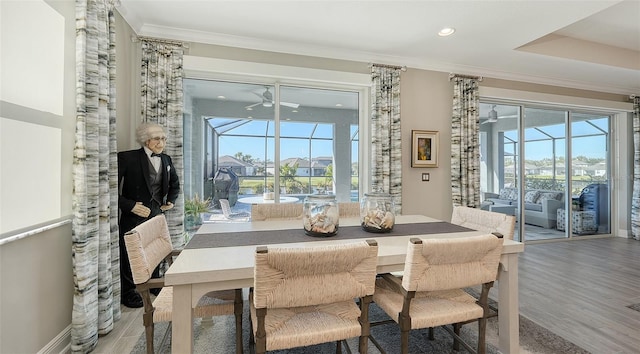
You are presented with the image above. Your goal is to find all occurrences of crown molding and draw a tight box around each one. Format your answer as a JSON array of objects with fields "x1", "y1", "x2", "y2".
[{"x1": 134, "y1": 23, "x2": 639, "y2": 96}]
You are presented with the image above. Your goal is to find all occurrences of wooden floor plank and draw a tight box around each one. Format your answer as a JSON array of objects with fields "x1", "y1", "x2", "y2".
[{"x1": 519, "y1": 238, "x2": 640, "y2": 354}]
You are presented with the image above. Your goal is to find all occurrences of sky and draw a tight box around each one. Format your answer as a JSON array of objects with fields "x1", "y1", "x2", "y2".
[
  {"x1": 219, "y1": 136, "x2": 357, "y2": 163},
  {"x1": 216, "y1": 120, "x2": 359, "y2": 162},
  {"x1": 503, "y1": 120, "x2": 608, "y2": 161},
  {"x1": 216, "y1": 118, "x2": 608, "y2": 163}
]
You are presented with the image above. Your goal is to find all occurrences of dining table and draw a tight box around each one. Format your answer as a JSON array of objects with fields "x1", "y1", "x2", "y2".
[{"x1": 165, "y1": 214, "x2": 525, "y2": 353}]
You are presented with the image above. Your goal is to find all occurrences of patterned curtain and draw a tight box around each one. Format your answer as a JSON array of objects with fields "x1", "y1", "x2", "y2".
[
  {"x1": 370, "y1": 65, "x2": 402, "y2": 214},
  {"x1": 632, "y1": 96, "x2": 640, "y2": 240},
  {"x1": 71, "y1": 0, "x2": 119, "y2": 352},
  {"x1": 140, "y1": 39, "x2": 186, "y2": 247},
  {"x1": 451, "y1": 77, "x2": 481, "y2": 207}
]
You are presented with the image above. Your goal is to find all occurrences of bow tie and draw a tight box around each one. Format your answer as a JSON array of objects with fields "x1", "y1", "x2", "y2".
[{"x1": 151, "y1": 153, "x2": 161, "y2": 157}]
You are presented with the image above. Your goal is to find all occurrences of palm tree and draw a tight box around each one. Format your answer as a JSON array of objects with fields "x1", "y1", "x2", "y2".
[
  {"x1": 324, "y1": 164, "x2": 333, "y2": 192},
  {"x1": 280, "y1": 162, "x2": 303, "y2": 193}
]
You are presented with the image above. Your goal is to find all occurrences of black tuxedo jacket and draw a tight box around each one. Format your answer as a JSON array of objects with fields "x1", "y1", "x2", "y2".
[{"x1": 118, "y1": 148, "x2": 179, "y2": 235}]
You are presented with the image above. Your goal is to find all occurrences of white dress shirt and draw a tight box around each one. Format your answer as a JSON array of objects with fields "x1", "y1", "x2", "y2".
[{"x1": 143, "y1": 146, "x2": 161, "y2": 173}]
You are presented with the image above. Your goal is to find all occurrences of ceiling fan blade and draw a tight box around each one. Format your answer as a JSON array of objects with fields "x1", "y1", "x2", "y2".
[
  {"x1": 280, "y1": 101, "x2": 299, "y2": 108},
  {"x1": 251, "y1": 89, "x2": 300, "y2": 109},
  {"x1": 244, "y1": 102, "x2": 262, "y2": 109}
]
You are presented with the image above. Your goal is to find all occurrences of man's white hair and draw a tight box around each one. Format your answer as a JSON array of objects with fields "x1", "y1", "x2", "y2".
[{"x1": 136, "y1": 123, "x2": 165, "y2": 146}]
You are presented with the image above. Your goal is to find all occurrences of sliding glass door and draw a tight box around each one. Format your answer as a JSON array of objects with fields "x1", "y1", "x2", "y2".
[
  {"x1": 569, "y1": 113, "x2": 610, "y2": 236},
  {"x1": 480, "y1": 102, "x2": 611, "y2": 242},
  {"x1": 522, "y1": 107, "x2": 567, "y2": 240}
]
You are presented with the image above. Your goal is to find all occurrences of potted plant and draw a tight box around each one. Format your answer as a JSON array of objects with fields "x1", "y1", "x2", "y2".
[{"x1": 184, "y1": 193, "x2": 211, "y2": 230}]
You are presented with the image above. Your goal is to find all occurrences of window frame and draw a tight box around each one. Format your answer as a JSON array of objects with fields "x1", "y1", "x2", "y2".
[{"x1": 182, "y1": 56, "x2": 372, "y2": 200}]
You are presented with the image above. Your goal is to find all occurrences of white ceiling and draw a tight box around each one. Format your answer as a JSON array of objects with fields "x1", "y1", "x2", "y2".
[{"x1": 117, "y1": 0, "x2": 640, "y2": 96}]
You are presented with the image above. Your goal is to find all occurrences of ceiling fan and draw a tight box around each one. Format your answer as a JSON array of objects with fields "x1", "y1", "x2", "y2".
[
  {"x1": 481, "y1": 105, "x2": 517, "y2": 124},
  {"x1": 244, "y1": 87, "x2": 300, "y2": 109}
]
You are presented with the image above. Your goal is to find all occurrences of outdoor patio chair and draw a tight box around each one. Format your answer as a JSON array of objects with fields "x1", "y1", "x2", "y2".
[{"x1": 220, "y1": 198, "x2": 251, "y2": 221}]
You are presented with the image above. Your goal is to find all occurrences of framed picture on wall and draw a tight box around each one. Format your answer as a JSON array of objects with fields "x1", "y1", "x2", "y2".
[{"x1": 411, "y1": 130, "x2": 439, "y2": 167}]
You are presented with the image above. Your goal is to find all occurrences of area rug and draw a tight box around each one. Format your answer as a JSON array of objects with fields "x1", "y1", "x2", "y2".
[{"x1": 130, "y1": 301, "x2": 590, "y2": 354}]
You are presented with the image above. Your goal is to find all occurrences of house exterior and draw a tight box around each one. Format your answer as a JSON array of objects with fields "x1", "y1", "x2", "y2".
[
  {"x1": 266, "y1": 157, "x2": 332, "y2": 177},
  {"x1": 218, "y1": 155, "x2": 256, "y2": 176}
]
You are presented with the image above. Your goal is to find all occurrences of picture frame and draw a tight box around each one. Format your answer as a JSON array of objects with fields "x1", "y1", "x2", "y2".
[{"x1": 411, "y1": 130, "x2": 439, "y2": 167}]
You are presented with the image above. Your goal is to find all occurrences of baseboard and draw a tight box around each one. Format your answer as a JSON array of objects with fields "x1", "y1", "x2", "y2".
[
  {"x1": 37, "y1": 324, "x2": 70, "y2": 354},
  {"x1": 616, "y1": 227, "x2": 630, "y2": 238}
]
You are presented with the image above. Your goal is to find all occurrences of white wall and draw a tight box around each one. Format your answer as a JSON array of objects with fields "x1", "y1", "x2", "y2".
[
  {"x1": 0, "y1": 1, "x2": 75, "y2": 352},
  {"x1": 0, "y1": 0, "x2": 66, "y2": 234}
]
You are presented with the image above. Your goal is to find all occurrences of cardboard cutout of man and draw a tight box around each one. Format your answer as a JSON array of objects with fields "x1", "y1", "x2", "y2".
[{"x1": 118, "y1": 123, "x2": 180, "y2": 308}]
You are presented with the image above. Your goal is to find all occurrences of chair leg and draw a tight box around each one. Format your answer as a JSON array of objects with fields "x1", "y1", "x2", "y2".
[
  {"x1": 358, "y1": 295, "x2": 371, "y2": 354},
  {"x1": 398, "y1": 308, "x2": 411, "y2": 354},
  {"x1": 234, "y1": 289, "x2": 243, "y2": 354},
  {"x1": 336, "y1": 340, "x2": 342, "y2": 354},
  {"x1": 141, "y1": 305, "x2": 155, "y2": 354},
  {"x1": 400, "y1": 328, "x2": 410, "y2": 354},
  {"x1": 144, "y1": 323, "x2": 154, "y2": 354},
  {"x1": 255, "y1": 307, "x2": 267, "y2": 354},
  {"x1": 428, "y1": 327, "x2": 435, "y2": 340},
  {"x1": 477, "y1": 317, "x2": 487, "y2": 354},
  {"x1": 453, "y1": 323, "x2": 462, "y2": 351}
]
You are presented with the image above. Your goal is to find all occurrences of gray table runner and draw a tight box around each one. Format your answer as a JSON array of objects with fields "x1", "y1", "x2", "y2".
[{"x1": 185, "y1": 222, "x2": 473, "y2": 249}]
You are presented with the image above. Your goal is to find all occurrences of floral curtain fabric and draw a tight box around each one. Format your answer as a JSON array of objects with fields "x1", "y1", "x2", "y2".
[
  {"x1": 632, "y1": 96, "x2": 640, "y2": 240},
  {"x1": 451, "y1": 77, "x2": 481, "y2": 207},
  {"x1": 71, "y1": 0, "x2": 119, "y2": 352},
  {"x1": 370, "y1": 65, "x2": 402, "y2": 214},
  {"x1": 140, "y1": 39, "x2": 186, "y2": 247}
]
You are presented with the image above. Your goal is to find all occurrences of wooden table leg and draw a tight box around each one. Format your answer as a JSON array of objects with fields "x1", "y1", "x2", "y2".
[
  {"x1": 498, "y1": 253, "x2": 520, "y2": 353},
  {"x1": 172, "y1": 284, "x2": 194, "y2": 353}
]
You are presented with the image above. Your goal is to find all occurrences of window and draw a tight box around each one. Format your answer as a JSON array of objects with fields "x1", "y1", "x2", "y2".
[{"x1": 183, "y1": 79, "x2": 361, "y2": 218}]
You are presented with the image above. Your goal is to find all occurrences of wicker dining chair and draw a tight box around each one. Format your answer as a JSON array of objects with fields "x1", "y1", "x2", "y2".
[
  {"x1": 123, "y1": 214, "x2": 243, "y2": 354},
  {"x1": 338, "y1": 202, "x2": 361, "y2": 218},
  {"x1": 371, "y1": 234, "x2": 503, "y2": 354},
  {"x1": 451, "y1": 205, "x2": 516, "y2": 240},
  {"x1": 250, "y1": 239, "x2": 379, "y2": 354},
  {"x1": 250, "y1": 202, "x2": 303, "y2": 221}
]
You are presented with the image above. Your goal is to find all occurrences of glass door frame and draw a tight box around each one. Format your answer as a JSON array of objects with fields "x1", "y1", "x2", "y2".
[{"x1": 480, "y1": 100, "x2": 614, "y2": 242}]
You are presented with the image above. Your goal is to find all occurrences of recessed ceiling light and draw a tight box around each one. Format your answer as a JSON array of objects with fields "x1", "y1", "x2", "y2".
[
  {"x1": 246, "y1": 107, "x2": 253, "y2": 111},
  {"x1": 292, "y1": 110, "x2": 298, "y2": 113},
  {"x1": 217, "y1": 95, "x2": 226, "y2": 99},
  {"x1": 438, "y1": 27, "x2": 455, "y2": 37},
  {"x1": 335, "y1": 103, "x2": 343, "y2": 107}
]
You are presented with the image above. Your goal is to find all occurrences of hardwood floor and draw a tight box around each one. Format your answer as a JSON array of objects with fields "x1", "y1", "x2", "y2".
[
  {"x1": 92, "y1": 305, "x2": 144, "y2": 353},
  {"x1": 93, "y1": 237, "x2": 640, "y2": 354},
  {"x1": 517, "y1": 237, "x2": 640, "y2": 354}
]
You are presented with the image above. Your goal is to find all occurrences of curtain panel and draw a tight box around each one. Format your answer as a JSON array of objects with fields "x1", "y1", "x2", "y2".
[
  {"x1": 633, "y1": 96, "x2": 640, "y2": 240},
  {"x1": 451, "y1": 77, "x2": 481, "y2": 207},
  {"x1": 139, "y1": 39, "x2": 186, "y2": 247},
  {"x1": 370, "y1": 65, "x2": 402, "y2": 214},
  {"x1": 71, "y1": 0, "x2": 119, "y2": 352}
]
